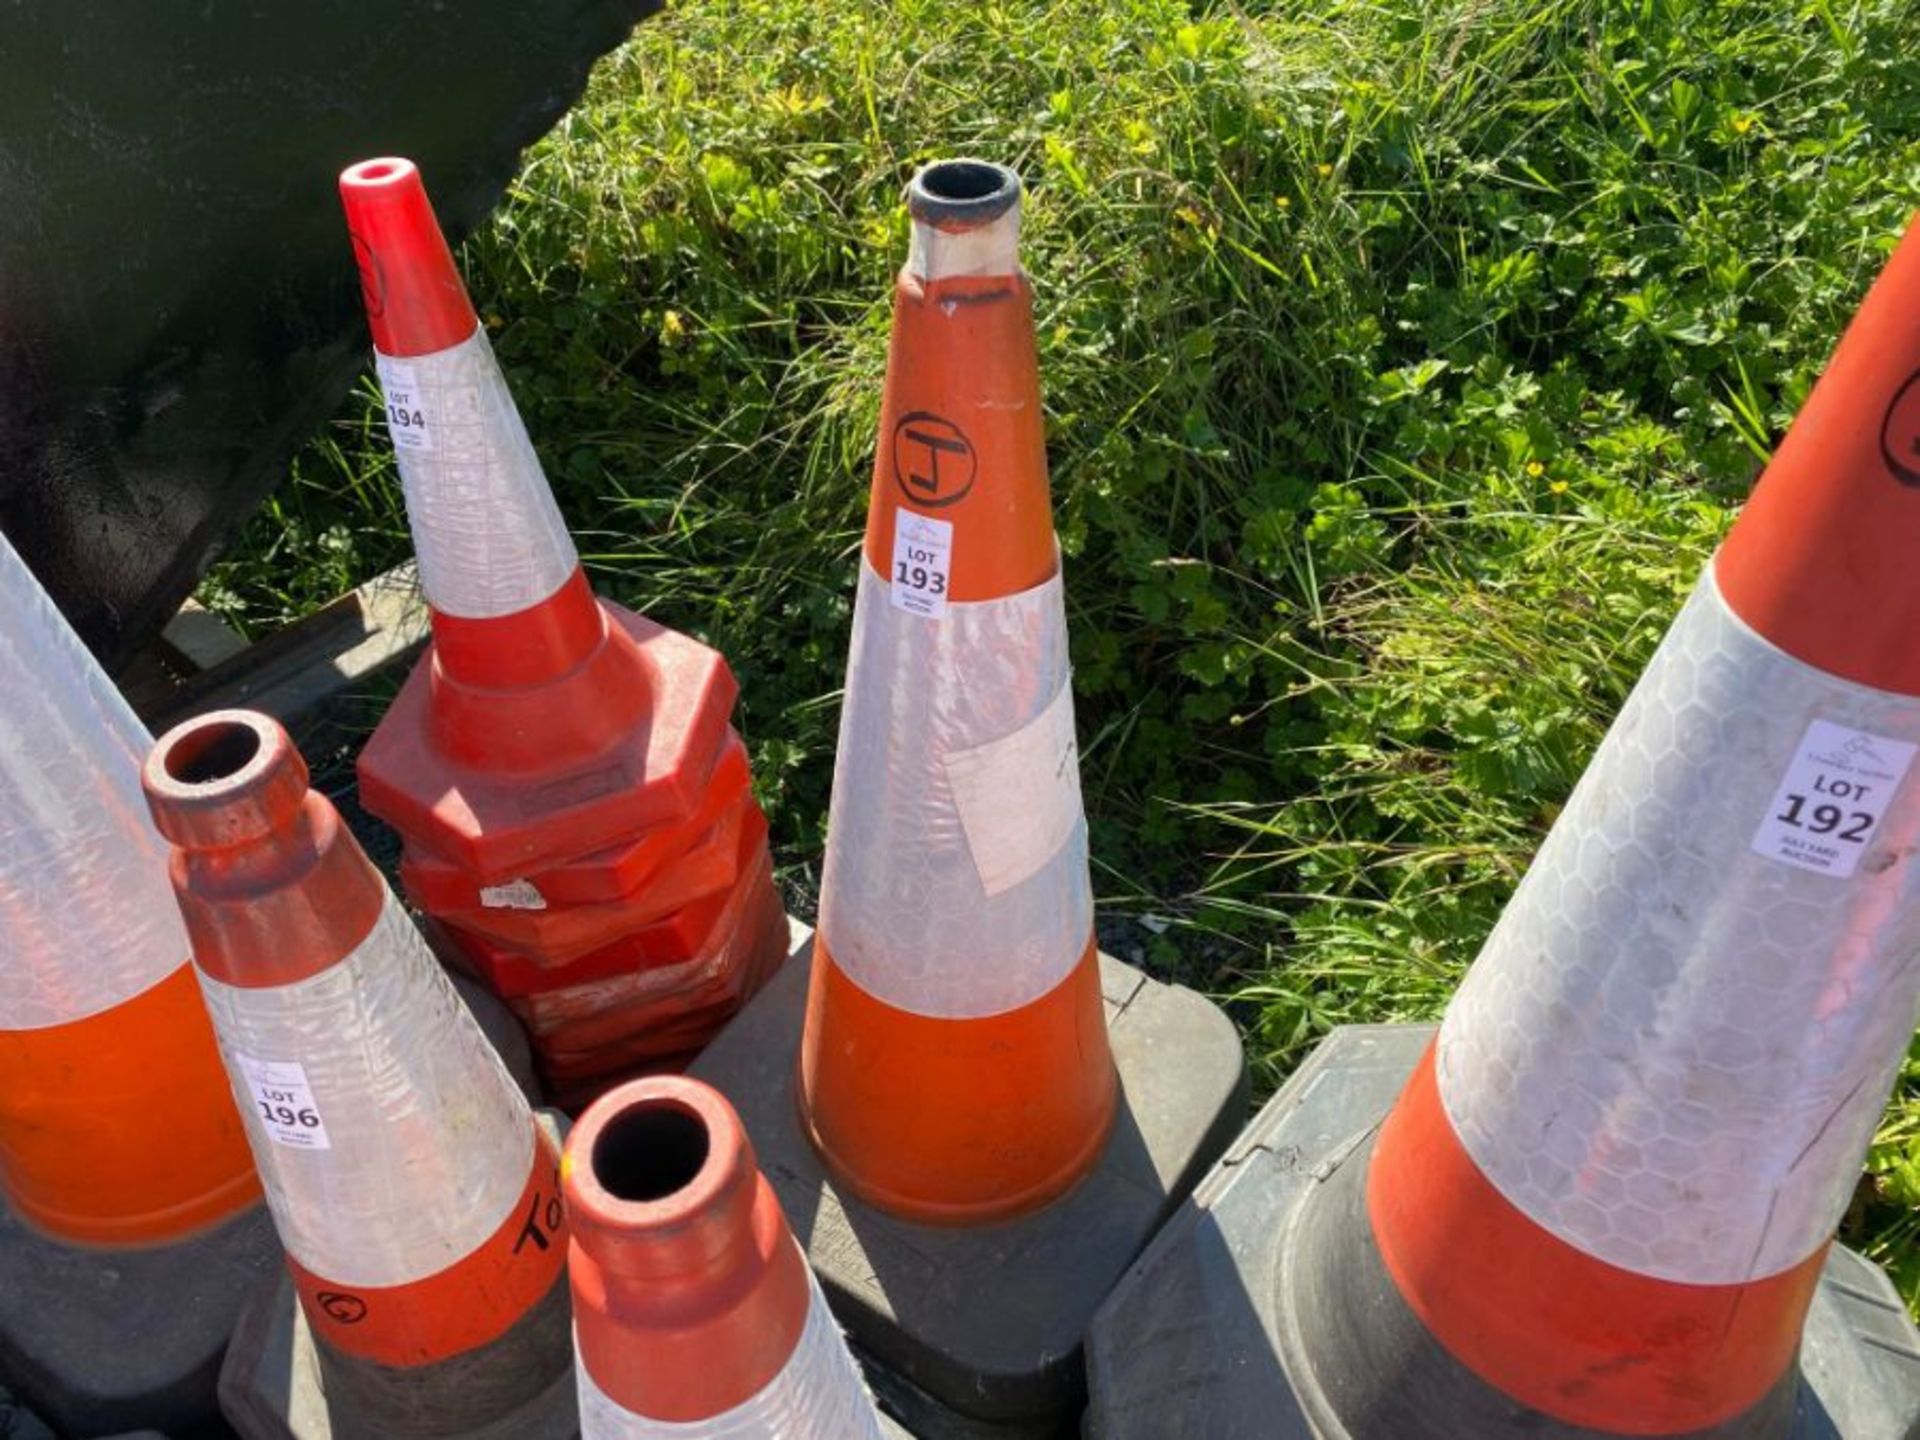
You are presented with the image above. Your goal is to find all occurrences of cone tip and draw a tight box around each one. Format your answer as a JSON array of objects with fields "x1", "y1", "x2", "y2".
[
  {"x1": 340, "y1": 155, "x2": 421, "y2": 195},
  {"x1": 564, "y1": 1076, "x2": 755, "y2": 1240},
  {"x1": 907, "y1": 158, "x2": 1022, "y2": 228},
  {"x1": 143, "y1": 708, "x2": 307, "y2": 852},
  {"x1": 337, "y1": 154, "x2": 478, "y2": 357}
]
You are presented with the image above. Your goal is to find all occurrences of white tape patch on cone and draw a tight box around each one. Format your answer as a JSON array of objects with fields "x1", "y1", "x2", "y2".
[
  {"x1": 818, "y1": 563, "x2": 1093, "y2": 1020},
  {"x1": 198, "y1": 894, "x2": 534, "y2": 1287},
  {"x1": 575, "y1": 1274, "x2": 887, "y2": 1440},
  {"x1": 376, "y1": 327, "x2": 579, "y2": 620},
  {"x1": 1437, "y1": 563, "x2": 1920, "y2": 1284},
  {"x1": 0, "y1": 533, "x2": 191, "y2": 1030}
]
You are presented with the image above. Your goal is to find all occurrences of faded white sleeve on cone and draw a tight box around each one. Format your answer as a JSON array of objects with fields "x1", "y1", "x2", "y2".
[
  {"x1": 198, "y1": 893, "x2": 535, "y2": 1287},
  {"x1": 0, "y1": 531, "x2": 190, "y2": 1029},
  {"x1": 906, "y1": 200, "x2": 1020, "y2": 281},
  {"x1": 575, "y1": 1273, "x2": 888, "y2": 1440},
  {"x1": 375, "y1": 326, "x2": 578, "y2": 619},
  {"x1": 818, "y1": 563, "x2": 1093, "y2": 1020},
  {"x1": 1437, "y1": 563, "x2": 1920, "y2": 1285}
]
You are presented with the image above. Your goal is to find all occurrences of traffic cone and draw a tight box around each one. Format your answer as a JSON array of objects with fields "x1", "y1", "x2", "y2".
[
  {"x1": 142, "y1": 708, "x2": 575, "y2": 1437},
  {"x1": 798, "y1": 159, "x2": 1118, "y2": 1223},
  {"x1": 340, "y1": 156, "x2": 786, "y2": 1095},
  {"x1": 1087, "y1": 217, "x2": 1920, "y2": 1440},
  {"x1": 563, "y1": 1075, "x2": 889, "y2": 1438},
  {"x1": 0, "y1": 533, "x2": 275, "y2": 1439},
  {"x1": 0, "y1": 529, "x2": 257, "y2": 1247}
]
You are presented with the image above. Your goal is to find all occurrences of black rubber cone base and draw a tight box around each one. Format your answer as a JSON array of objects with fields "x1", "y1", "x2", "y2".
[
  {"x1": 0, "y1": 1201, "x2": 279, "y2": 1438},
  {"x1": 690, "y1": 923, "x2": 1249, "y2": 1439},
  {"x1": 1085, "y1": 1025, "x2": 1920, "y2": 1440},
  {"x1": 217, "y1": 1112, "x2": 576, "y2": 1440},
  {"x1": 217, "y1": 1271, "x2": 576, "y2": 1440}
]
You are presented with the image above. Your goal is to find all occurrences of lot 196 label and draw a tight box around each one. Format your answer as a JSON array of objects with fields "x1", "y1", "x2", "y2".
[{"x1": 235, "y1": 1053, "x2": 332, "y2": 1151}]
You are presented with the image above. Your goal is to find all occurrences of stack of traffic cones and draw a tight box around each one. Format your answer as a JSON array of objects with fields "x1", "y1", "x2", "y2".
[
  {"x1": 339, "y1": 157, "x2": 786, "y2": 1106},
  {"x1": 1087, "y1": 216, "x2": 1920, "y2": 1439},
  {"x1": 143, "y1": 709, "x2": 576, "y2": 1438},
  {"x1": 563, "y1": 1077, "x2": 889, "y2": 1438}
]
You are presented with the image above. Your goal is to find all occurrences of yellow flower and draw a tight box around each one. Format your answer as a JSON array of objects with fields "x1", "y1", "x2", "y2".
[
  {"x1": 1526, "y1": 460, "x2": 1545, "y2": 477},
  {"x1": 1274, "y1": 195, "x2": 1292, "y2": 210},
  {"x1": 1549, "y1": 479, "x2": 1569, "y2": 495},
  {"x1": 1732, "y1": 114, "x2": 1755, "y2": 135},
  {"x1": 661, "y1": 309, "x2": 686, "y2": 340},
  {"x1": 1176, "y1": 205, "x2": 1204, "y2": 227},
  {"x1": 1316, "y1": 163, "x2": 1334, "y2": 178}
]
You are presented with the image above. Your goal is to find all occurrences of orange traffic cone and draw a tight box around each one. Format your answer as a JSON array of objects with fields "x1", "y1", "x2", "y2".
[
  {"x1": 0, "y1": 530, "x2": 257, "y2": 1248},
  {"x1": 798, "y1": 160, "x2": 1117, "y2": 1223},
  {"x1": 563, "y1": 1076, "x2": 888, "y2": 1437},
  {"x1": 1088, "y1": 216, "x2": 1920, "y2": 1440},
  {"x1": 142, "y1": 709, "x2": 574, "y2": 1436}
]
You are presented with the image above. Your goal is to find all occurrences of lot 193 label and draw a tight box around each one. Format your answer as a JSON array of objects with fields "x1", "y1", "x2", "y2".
[{"x1": 890, "y1": 510, "x2": 954, "y2": 619}]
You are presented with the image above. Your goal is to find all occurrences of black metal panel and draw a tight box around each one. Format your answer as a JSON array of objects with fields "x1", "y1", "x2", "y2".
[{"x1": 0, "y1": 0, "x2": 658, "y2": 670}]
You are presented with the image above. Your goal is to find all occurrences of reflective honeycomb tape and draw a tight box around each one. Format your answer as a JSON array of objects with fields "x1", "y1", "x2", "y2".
[
  {"x1": 817, "y1": 562, "x2": 1092, "y2": 1021},
  {"x1": 200, "y1": 893, "x2": 562, "y2": 1362},
  {"x1": 373, "y1": 325, "x2": 579, "y2": 621},
  {"x1": 1366, "y1": 561, "x2": 1920, "y2": 1432},
  {"x1": 576, "y1": 1274, "x2": 887, "y2": 1440},
  {"x1": 1436, "y1": 565, "x2": 1920, "y2": 1285}
]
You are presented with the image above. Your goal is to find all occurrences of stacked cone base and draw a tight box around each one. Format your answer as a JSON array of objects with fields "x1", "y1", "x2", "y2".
[
  {"x1": 0, "y1": 1202, "x2": 279, "y2": 1437},
  {"x1": 1084, "y1": 1025, "x2": 1920, "y2": 1440},
  {"x1": 504, "y1": 839, "x2": 789, "y2": 1109},
  {"x1": 691, "y1": 923, "x2": 1247, "y2": 1438}
]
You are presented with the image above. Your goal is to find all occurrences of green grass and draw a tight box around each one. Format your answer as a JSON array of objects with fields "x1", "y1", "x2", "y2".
[{"x1": 203, "y1": 0, "x2": 1920, "y2": 1305}]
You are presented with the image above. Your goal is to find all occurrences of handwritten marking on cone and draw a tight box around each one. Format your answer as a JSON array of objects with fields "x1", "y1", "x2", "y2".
[
  {"x1": 891, "y1": 411, "x2": 977, "y2": 507},
  {"x1": 1883, "y1": 367, "x2": 1920, "y2": 487}
]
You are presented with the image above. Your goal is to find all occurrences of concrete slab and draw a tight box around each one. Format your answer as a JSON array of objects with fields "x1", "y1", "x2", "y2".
[
  {"x1": 0, "y1": 1204, "x2": 278, "y2": 1438},
  {"x1": 691, "y1": 924, "x2": 1248, "y2": 1437},
  {"x1": 1084, "y1": 1024, "x2": 1920, "y2": 1439}
]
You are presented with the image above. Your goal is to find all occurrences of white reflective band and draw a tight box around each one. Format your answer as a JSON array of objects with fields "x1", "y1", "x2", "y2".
[
  {"x1": 376, "y1": 328, "x2": 578, "y2": 619},
  {"x1": 906, "y1": 201, "x2": 1020, "y2": 281},
  {"x1": 0, "y1": 531, "x2": 189, "y2": 1030},
  {"x1": 576, "y1": 1273, "x2": 886, "y2": 1439},
  {"x1": 1438, "y1": 565, "x2": 1920, "y2": 1284},
  {"x1": 199, "y1": 894, "x2": 534, "y2": 1288},
  {"x1": 818, "y1": 563, "x2": 1092, "y2": 1020}
]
